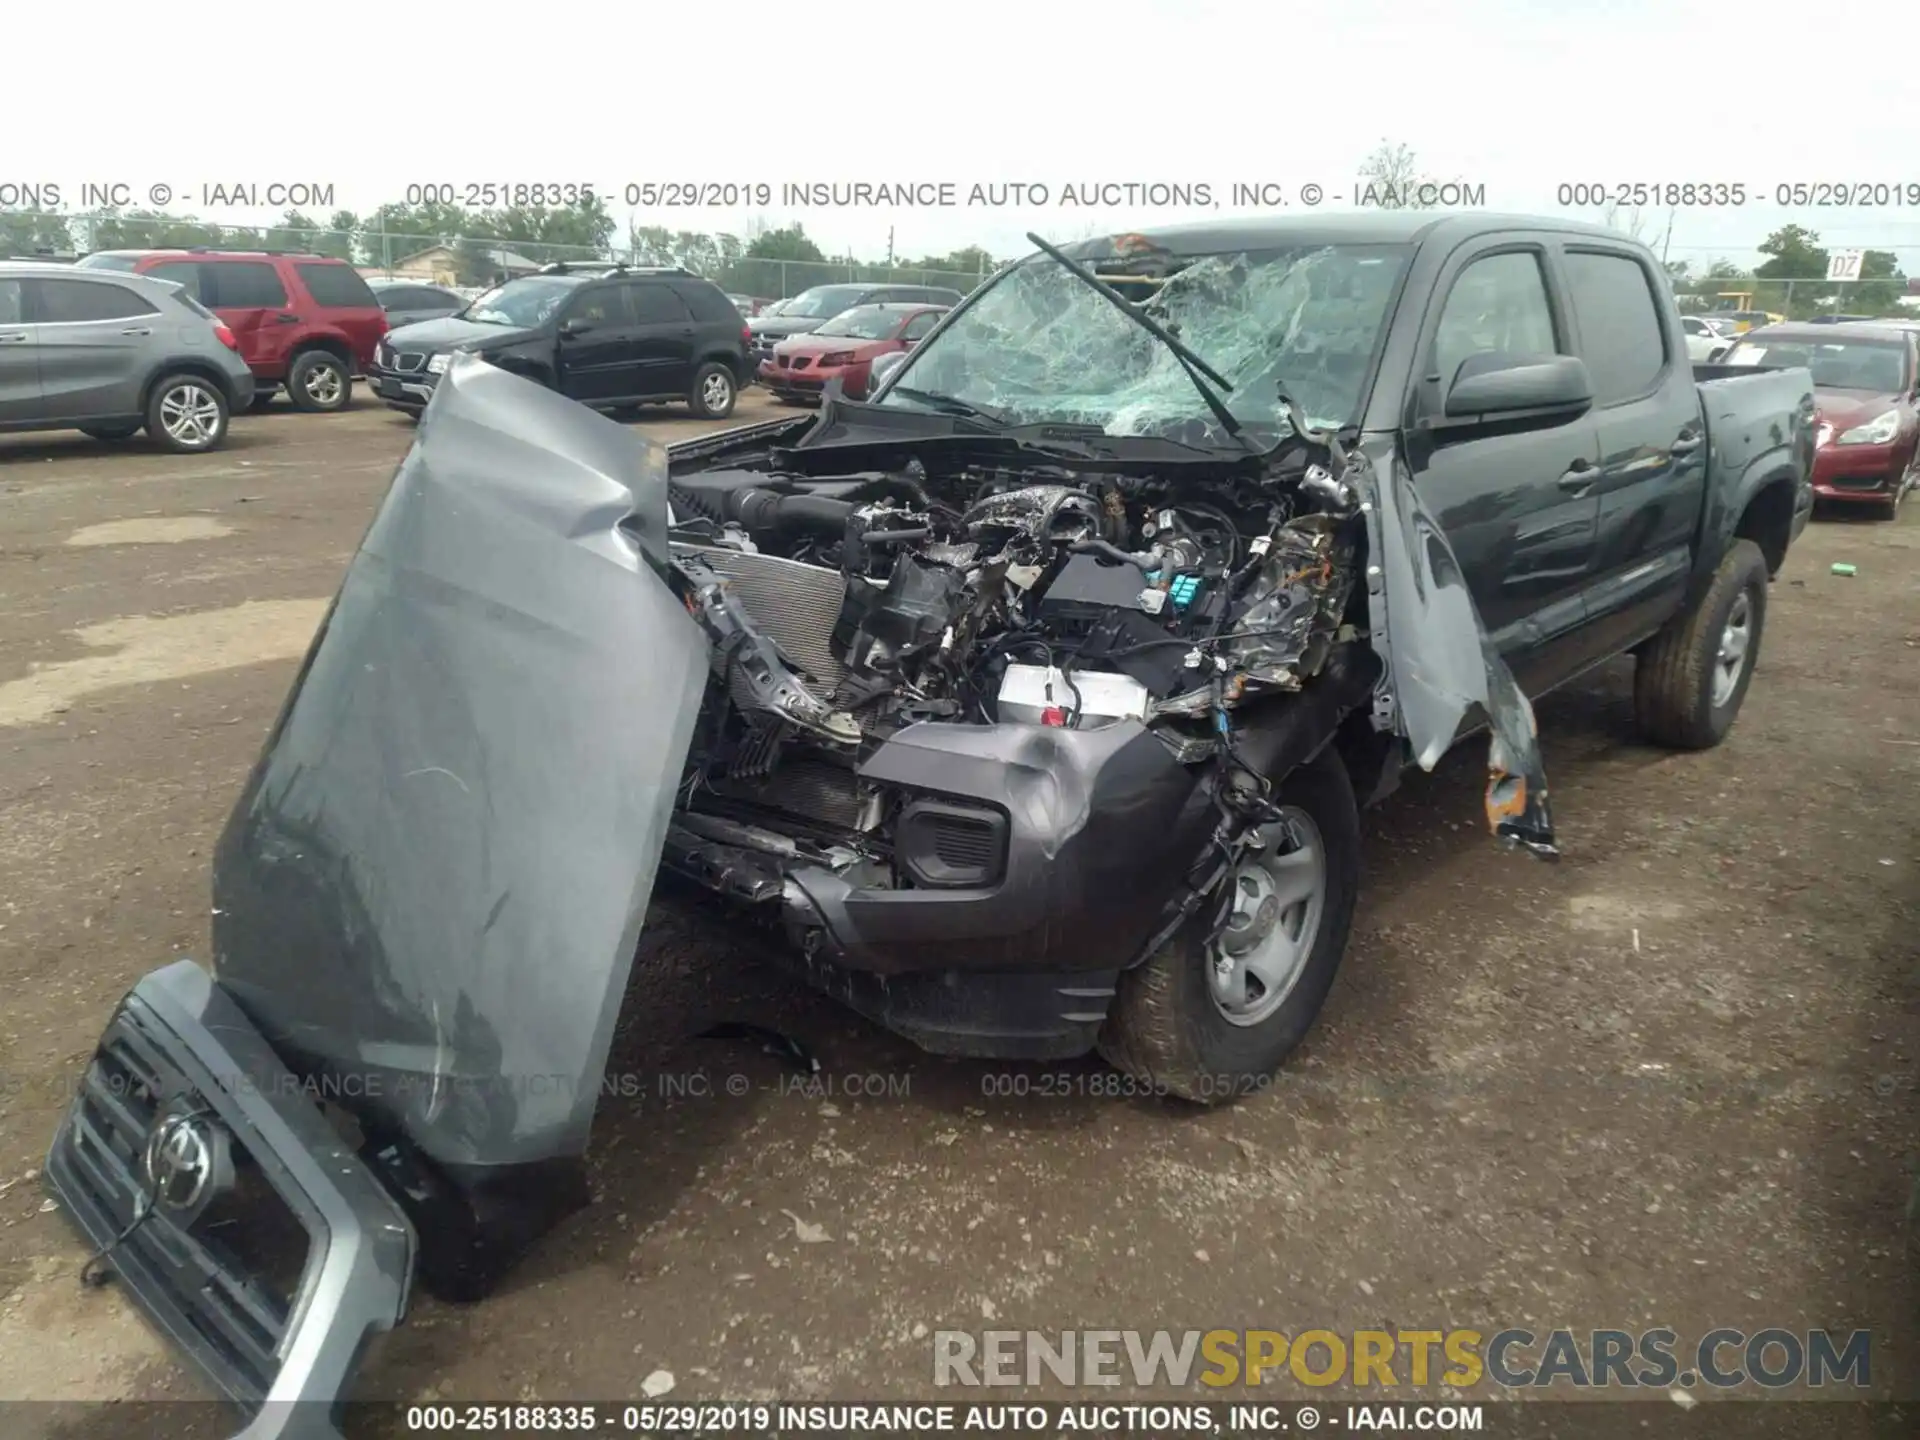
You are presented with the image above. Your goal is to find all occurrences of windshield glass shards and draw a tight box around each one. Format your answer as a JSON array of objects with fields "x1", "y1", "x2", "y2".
[{"x1": 877, "y1": 241, "x2": 1411, "y2": 445}]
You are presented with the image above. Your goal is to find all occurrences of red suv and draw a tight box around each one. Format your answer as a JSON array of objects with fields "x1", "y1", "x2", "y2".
[{"x1": 73, "y1": 250, "x2": 388, "y2": 412}]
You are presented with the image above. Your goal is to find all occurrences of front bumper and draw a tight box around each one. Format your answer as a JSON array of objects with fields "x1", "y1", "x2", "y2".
[
  {"x1": 674, "y1": 721, "x2": 1216, "y2": 969},
  {"x1": 758, "y1": 359, "x2": 830, "y2": 399},
  {"x1": 44, "y1": 960, "x2": 414, "y2": 1439},
  {"x1": 1811, "y1": 439, "x2": 1904, "y2": 501},
  {"x1": 367, "y1": 363, "x2": 438, "y2": 412}
]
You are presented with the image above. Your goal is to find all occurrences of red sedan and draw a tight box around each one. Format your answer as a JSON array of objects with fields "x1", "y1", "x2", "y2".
[
  {"x1": 1722, "y1": 322, "x2": 1920, "y2": 519},
  {"x1": 761, "y1": 303, "x2": 948, "y2": 403}
]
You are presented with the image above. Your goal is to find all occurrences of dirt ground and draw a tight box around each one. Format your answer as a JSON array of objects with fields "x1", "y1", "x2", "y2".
[{"x1": 0, "y1": 388, "x2": 1915, "y2": 1433}]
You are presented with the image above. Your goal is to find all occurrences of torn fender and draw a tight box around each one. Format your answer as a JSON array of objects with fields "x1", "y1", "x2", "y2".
[
  {"x1": 1362, "y1": 445, "x2": 1558, "y2": 858},
  {"x1": 210, "y1": 357, "x2": 711, "y2": 1169}
]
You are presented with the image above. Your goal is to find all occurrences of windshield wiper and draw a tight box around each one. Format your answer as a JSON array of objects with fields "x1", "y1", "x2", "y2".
[
  {"x1": 886, "y1": 385, "x2": 1008, "y2": 427},
  {"x1": 1023, "y1": 230, "x2": 1256, "y2": 452}
]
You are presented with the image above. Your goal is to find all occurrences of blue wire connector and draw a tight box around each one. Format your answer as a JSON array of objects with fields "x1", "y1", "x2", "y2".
[{"x1": 1169, "y1": 575, "x2": 1202, "y2": 610}]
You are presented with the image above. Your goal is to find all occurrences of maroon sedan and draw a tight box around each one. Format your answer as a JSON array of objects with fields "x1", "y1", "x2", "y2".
[
  {"x1": 1722, "y1": 322, "x2": 1920, "y2": 518},
  {"x1": 761, "y1": 303, "x2": 948, "y2": 403}
]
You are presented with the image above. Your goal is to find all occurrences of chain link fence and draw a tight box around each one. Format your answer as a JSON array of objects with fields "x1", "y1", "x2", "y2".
[{"x1": 0, "y1": 212, "x2": 993, "y2": 300}]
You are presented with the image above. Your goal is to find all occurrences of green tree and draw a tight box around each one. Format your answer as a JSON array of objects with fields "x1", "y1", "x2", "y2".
[
  {"x1": 1753, "y1": 225, "x2": 1827, "y2": 318},
  {"x1": 0, "y1": 209, "x2": 73, "y2": 255},
  {"x1": 745, "y1": 224, "x2": 826, "y2": 263},
  {"x1": 1847, "y1": 249, "x2": 1906, "y2": 316},
  {"x1": 87, "y1": 209, "x2": 225, "y2": 249},
  {"x1": 264, "y1": 209, "x2": 320, "y2": 252},
  {"x1": 320, "y1": 210, "x2": 361, "y2": 261}
]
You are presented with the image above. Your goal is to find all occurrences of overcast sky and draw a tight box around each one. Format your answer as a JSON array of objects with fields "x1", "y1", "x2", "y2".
[{"x1": 11, "y1": 0, "x2": 1920, "y2": 272}]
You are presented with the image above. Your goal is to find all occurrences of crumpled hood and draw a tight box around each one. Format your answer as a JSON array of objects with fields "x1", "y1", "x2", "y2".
[{"x1": 209, "y1": 357, "x2": 710, "y2": 1169}]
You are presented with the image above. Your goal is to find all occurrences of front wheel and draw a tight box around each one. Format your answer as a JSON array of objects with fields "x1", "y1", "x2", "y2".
[
  {"x1": 287, "y1": 350, "x2": 351, "y2": 412},
  {"x1": 1098, "y1": 747, "x2": 1360, "y2": 1103},
  {"x1": 1633, "y1": 538, "x2": 1768, "y2": 749},
  {"x1": 689, "y1": 362, "x2": 737, "y2": 420},
  {"x1": 144, "y1": 375, "x2": 229, "y2": 453}
]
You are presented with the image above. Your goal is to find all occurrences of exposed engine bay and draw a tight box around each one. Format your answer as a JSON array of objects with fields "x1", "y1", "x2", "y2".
[{"x1": 656, "y1": 418, "x2": 1384, "y2": 918}]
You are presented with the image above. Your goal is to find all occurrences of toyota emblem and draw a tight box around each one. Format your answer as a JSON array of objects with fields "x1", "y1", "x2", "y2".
[{"x1": 142, "y1": 1114, "x2": 214, "y2": 1213}]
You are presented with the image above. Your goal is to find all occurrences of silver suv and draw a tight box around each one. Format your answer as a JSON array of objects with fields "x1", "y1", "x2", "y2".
[{"x1": 0, "y1": 263, "x2": 256, "y2": 452}]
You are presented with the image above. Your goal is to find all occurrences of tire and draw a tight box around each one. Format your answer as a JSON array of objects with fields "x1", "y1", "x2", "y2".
[
  {"x1": 286, "y1": 350, "x2": 351, "y2": 412},
  {"x1": 1098, "y1": 747, "x2": 1361, "y2": 1103},
  {"x1": 1633, "y1": 538, "x2": 1768, "y2": 750},
  {"x1": 79, "y1": 423, "x2": 141, "y2": 441},
  {"x1": 1878, "y1": 467, "x2": 1911, "y2": 521},
  {"x1": 689, "y1": 361, "x2": 737, "y2": 419},
  {"x1": 143, "y1": 374, "x2": 229, "y2": 453}
]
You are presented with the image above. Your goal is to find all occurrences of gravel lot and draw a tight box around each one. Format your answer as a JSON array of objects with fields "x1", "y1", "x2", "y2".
[{"x1": 0, "y1": 389, "x2": 1914, "y2": 1434}]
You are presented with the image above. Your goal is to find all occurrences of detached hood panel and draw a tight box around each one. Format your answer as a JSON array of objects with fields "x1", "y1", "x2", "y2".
[{"x1": 211, "y1": 357, "x2": 709, "y2": 1168}]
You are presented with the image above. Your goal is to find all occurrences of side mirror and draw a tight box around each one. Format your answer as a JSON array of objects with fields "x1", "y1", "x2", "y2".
[
  {"x1": 1444, "y1": 353, "x2": 1593, "y2": 418},
  {"x1": 868, "y1": 350, "x2": 909, "y2": 394},
  {"x1": 559, "y1": 317, "x2": 595, "y2": 338}
]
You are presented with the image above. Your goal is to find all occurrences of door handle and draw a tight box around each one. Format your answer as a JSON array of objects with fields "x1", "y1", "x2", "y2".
[
  {"x1": 1557, "y1": 461, "x2": 1598, "y2": 494},
  {"x1": 274, "y1": 313, "x2": 299, "y2": 325},
  {"x1": 120, "y1": 327, "x2": 153, "y2": 337},
  {"x1": 0, "y1": 332, "x2": 28, "y2": 343},
  {"x1": 1670, "y1": 432, "x2": 1702, "y2": 455}
]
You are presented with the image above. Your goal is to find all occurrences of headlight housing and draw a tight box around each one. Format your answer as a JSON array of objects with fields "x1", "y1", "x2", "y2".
[
  {"x1": 1836, "y1": 409, "x2": 1899, "y2": 445},
  {"x1": 426, "y1": 352, "x2": 453, "y2": 375}
]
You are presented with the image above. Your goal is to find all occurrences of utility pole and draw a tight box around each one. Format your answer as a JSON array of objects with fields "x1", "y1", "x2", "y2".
[
  {"x1": 1660, "y1": 206, "x2": 1675, "y2": 266},
  {"x1": 887, "y1": 226, "x2": 895, "y2": 268}
]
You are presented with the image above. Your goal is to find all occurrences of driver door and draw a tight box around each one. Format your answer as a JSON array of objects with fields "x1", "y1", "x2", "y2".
[
  {"x1": 1402, "y1": 240, "x2": 1601, "y2": 695},
  {"x1": 555, "y1": 284, "x2": 639, "y2": 403}
]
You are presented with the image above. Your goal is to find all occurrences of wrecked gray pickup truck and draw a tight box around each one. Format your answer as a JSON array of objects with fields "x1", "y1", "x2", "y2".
[{"x1": 45, "y1": 212, "x2": 1812, "y2": 1435}]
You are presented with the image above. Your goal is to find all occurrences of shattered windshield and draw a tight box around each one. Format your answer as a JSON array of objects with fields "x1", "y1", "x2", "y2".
[{"x1": 875, "y1": 242, "x2": 1411, "y2": 442}]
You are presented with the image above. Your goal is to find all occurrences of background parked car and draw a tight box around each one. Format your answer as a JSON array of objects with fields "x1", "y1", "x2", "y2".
[
  {"x1": 1722, "y1": 321, "x2": 1920, "y2": 518},
  {"x1": 762, "y1": 302, "x2": 947, "y2": 403},
  {"x1": 1680, "y1": 313, "x2": 1736, "y2": 362},
  {"x1": 0, "y1": 262, "x2": 255, "y2": 451},
  {"x1": 747, "y1": 282, "x2": 964, "y2": 368},
  {"x1": 74, "y1": 249, "x2": 387, "y2": 413},
  {"x1": 369, "y1": 264, "x2": 752, "y2": 420},
  {"x1": 366, "y1": 278, "x2": 468, "y2": 328}
]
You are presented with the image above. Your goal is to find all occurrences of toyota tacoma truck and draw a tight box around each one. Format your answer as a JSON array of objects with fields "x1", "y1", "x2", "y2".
[{"x1": 45, "y1": 213, "x2": 1813, "y2": 1434}]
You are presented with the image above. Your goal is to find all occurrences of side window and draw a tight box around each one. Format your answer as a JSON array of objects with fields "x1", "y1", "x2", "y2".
[
  {"x1": 0, "y1": 279, "x2": 21, "y2": 324},
  {"x1": 1562, "y1": 250, "x2": 1668, "y2": 405},
  {"x1": 32, "y1": 278, "x2": 160, "y2": 323},
  {"x1": 1680, "y1": 316, "x2": 1704, "y2": 336},
  {"x1": 671, "y1": 281, "x2": 739, "y2": 324},
  {"x1": 208, "y1": 261, "x2": 288, "y2": 309},
  {"x1": 564, "y1": 285, "x2": 628, "y2": 326},
  {"x1": 1432, "y1": 251, "x2": 1559, "y2": 389},
  {"x1": 627, "y1": 283, "x2": 691, "y2": 324},
  {"x1": 295, "y1": 263, "x2": 378, "y2": 308},
  {"x1": 901, "y1": 311, "x2": 940, "y2": 342},
  {"x1": 145, "y1": 261, "x2": 204, "y2": 301}
]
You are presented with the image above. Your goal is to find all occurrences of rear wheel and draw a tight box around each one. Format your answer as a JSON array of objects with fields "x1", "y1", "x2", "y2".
[
  {"x1": 79, "y1": 423, "x2": 141, "y2": 441},
  {"x1": 1098, "y1": 747, "x2": 1360, "y2": 1103},
  {"x1": 287, "y1": 350, "x2": 350, "y2": 412},
  {"x1": 144, "y1": 375, "x2": 229, "y2": 453},
  {"x1": 1633, "y1": 539, "x2": 1768, "y2": 749},
  {"x1": 689, "y1": 362, "x2": 736, "y2": 419}
]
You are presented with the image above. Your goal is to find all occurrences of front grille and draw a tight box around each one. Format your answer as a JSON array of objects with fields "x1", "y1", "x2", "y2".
[
  {"x1": 393, "y1": 351, "x2": 426, "y2": 373},
  {"x1": 1828, "y1": 473, "x2": 1888, "y2": 491},
  {"x1": 711, "y1": 757, "x2": 866, "y2": 829},
  {"x1": 59, "y1": 1007, "x2": 312, "y2": 1404}
]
